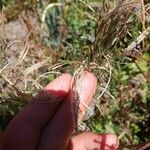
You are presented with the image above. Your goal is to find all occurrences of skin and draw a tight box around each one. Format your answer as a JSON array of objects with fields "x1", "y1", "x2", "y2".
[{"x1": 0, "y1": 71, "x2": 118, "y2": 150}]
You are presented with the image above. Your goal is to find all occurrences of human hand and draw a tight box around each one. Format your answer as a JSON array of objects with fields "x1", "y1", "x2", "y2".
[{"x1": 1, "y1": 71, "x2": 118, "y2": 150}]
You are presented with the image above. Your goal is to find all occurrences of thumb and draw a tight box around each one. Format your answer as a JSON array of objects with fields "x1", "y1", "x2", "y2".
[{"x1": 68, "y1": 132, "x2": 119, "y2": 150}]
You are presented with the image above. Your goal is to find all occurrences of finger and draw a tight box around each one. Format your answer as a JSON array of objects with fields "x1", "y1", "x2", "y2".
[
  {"x1": 0, "y1": 133, "x2": 3, "y2": 150},
  {"x1": 68, "y1": 132, "x2": 119, "y2": 150},
  {"x1": 37, "y1": 71, "x2": 97, "y2": 150},
  {"x1": 3, "y1": 74, "x2": 72, "y2": 150},
  {"x1": 77, "y1": 71, "x2": 97, "y2": 122},
  {"x1": 24, "y1": 73, "x2": 72, "y2": 129}
]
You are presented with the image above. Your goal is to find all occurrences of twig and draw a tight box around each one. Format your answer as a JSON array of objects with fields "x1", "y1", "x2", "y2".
[
  {"x1": 125, "y1": 26, "x2": 150, "y2": 52},
  {"x1": 35, "y1": 71, "x2": 61, "y2": 82},
  {"x1": 23, "y1": 58, "x2": 51, "y2": 75},
  {"x1": 137, "y1": 141, "x2": 150, "y2": 150},
  {"x1": 79, "y1": 0, "x2": 96, "y2": 13},
  {"x1": 140, "y1": 0, "x2": 146, "y2": 50},
  {"x1": 97, "y1": 55, "x2": 112, "y2": 100},
  {"x1": 134, "y1": 60, "x2": 150, "y2": 83},
  {"x1": 140, "y1": 0, "x2": 146, "y2": 30},
  {"x1": 41, "y1": 3, "x2": 63, "y2": 29},
  {"x1": 0, "y1": 60, "x2": 14, "y2": 74},
  {"x1": 118, "y1": 140, "x2": 150, "y2": 150}
]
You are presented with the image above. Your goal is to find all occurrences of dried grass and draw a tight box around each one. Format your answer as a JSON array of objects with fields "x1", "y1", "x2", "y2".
[{"x1": 94, "y1": 0, "x2": 138, "y2": 56}]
